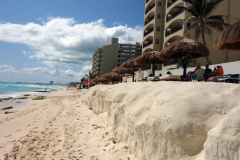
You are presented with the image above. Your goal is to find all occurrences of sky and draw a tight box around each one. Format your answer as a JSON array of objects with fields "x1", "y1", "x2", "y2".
[{"x1": 0, "y1": 0, "x2": 145, "y2": 83}]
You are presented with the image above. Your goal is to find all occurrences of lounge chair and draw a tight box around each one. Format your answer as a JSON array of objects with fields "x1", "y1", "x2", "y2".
[
  {"x1": 192, "y1": 68, "x2": 205, "y2": 81},
  {"x1": 147, "y1": 77, "x2": 155, "y2": 81},
  {"x1": 160, "y1": 75, "x2": 181, "y2": 81},
  {"x1": 213, "y1": 74, "x2": 240, "y2": 83}
]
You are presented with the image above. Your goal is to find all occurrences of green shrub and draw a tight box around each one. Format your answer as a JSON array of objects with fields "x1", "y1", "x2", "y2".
[{"x1": 16, "y1": 102, "x2": 21, "y2": 103}]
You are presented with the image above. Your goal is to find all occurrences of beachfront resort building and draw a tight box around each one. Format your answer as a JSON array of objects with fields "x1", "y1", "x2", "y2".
[
  {"x1": 92, "y1": 38, "x2": 142, "y2": 76},
  {"x1": 143, "y1": 0, "x2": 240, "y2": 70}
]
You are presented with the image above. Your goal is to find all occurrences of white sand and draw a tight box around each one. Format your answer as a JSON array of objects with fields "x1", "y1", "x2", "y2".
[
  {"x1": 81, "y1": 82, "x2": 240, "y2": 160},
  {"x1": 0, "y1": 90, "x2": 138, "y2": 160}
]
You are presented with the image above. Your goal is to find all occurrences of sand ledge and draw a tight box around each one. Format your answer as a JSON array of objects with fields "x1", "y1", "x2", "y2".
[{"x1": 81, "y1": 82, "x2": 240, "y2": 160}]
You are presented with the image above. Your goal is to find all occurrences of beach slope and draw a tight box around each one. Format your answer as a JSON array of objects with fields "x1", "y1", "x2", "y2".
[{"x1": 0, "y1": 90, "x2": 137, "y2": 160}]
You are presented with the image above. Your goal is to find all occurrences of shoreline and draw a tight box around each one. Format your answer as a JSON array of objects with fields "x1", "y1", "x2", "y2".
[{"x1": 0, "y1": 89, "x2": 64, "y2": 114}]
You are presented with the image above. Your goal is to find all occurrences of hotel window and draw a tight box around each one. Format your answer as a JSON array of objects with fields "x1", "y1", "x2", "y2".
[
  {"x1": 118, "y1": 50, "x2": 121, "y2": 53},
  {"x1": 157, "y1": 14, "x2": 161, "y2": 19},
  {"x1": 157, "y1": 26, "x2": 160, "y2": 31},
  {"x1": 156, "y1": 39, "x2": 159, "y2": 44},
  {"x1": 158, "y1": 1, "x2": 161, "y2": 6}
]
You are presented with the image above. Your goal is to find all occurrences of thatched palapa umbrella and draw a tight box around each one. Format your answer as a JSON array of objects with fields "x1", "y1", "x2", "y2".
[
  {"x1": 98, "y1": 77, "x2": 111, "y2": 84},
  {"x1": 121, "y1": 58, "x2": 148, "y2": 82},
  {"x1": 112, "y1": 66, "x2": 132, "y2": 83},
  {"x1": 103, "y1": 72, "x2": 121, "y2": 84},
  {"x1": 135, "y1": 50, "x2": 171, "y2": 77},
  {"x1": 159, "y1": 37, "x2": 209, "y2": 78},
  {"x1": 94, "y1": 76, "x2": 104, "y2": 84},
  {"x1": 214, "y1": 21, "x2": 240, "y2": 50}
]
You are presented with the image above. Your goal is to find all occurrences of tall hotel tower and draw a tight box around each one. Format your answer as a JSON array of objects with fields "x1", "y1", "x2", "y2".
[{"x1": 143, "y1": 0, "x2": 240, "y2": 70}]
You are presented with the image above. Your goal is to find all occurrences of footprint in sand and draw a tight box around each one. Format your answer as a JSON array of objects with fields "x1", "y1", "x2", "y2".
[{"x1": 5, "y1": 135, "x2": 12, "y2": 137}]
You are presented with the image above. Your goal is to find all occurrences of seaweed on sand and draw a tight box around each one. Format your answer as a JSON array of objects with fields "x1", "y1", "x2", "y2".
[
  {"x1": 2, "y1": 106, "x2": 13, "y2": 110},
  {"x1": 32, "y1": 96, "x2": 47, "y2": 100},
  {"x1": 17, "y1": 97, "x2": 28, "y2": 99}
]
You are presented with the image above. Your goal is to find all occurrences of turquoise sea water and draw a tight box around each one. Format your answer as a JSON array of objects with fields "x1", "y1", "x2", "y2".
[{"x1": 0, "y1": 82, "x2": 64, "y2": 98}]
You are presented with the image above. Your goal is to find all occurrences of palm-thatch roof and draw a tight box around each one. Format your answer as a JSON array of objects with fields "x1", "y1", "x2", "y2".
[
  {"x1": 214, "y1": 21, "x2": 240, "y2": 50},
  {"x1": 98, "y1": 77, "x2": 111, "y2": 83},
  {"x1": 93, "y1": 76, "x2": 111, "y2": 83},
  {"x1": 93, "y1": 76, "x2": 102, "y2": 83},
  {"x1": 121, "y1": 58, "x2": 148, "y2": 69},
  {"x1": 103, "y1": 72, "x2": 121, "y2": 82},
  {"x1": 135, "y1": 50, "x2": 171, "y2": 65},
  {"x1": 112, "y1": 66, "x2": 132, "y2": 74},
  {"x1": 159, "y1": 37, "x2": 209, "y2": 60}
]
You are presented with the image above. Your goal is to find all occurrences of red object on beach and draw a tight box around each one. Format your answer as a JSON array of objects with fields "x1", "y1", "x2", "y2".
[{"x1": 86, "y1": 78, "x2": 89, "y2": 84}]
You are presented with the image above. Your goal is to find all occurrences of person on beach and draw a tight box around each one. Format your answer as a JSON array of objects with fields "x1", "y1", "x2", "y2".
[
  {"x1": 207, "y1": 66, "x2": 224, "y2": 81},
  {"x1": 45, "y1": 87, "x2": 47, "y2": 91},
  {"x1": 204, "y1": 64, "x2": 213, "y2": 81},
  {"x1": 183, "y1": 63, "x2": 201, "y2": 81},
  {"x1": 215, "y1": 66, "x2": 224, "y2": 77}
]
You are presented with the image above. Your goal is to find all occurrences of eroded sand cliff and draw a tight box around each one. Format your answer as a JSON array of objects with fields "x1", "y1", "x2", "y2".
[{"x1": 81, "y1": 81, "x2": 240, "y2": 160}]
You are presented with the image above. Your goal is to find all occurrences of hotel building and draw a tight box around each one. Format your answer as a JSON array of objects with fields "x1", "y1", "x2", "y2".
[
  {"x1": 143, "y1": 0, "x2": 240, "y2": 70},
  {"x1": 92, "y1": 38, "x2": 142, "y2": 76}
]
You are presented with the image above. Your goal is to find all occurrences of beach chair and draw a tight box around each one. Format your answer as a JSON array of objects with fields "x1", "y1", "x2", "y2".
[
  {"x1": 160, "y1": 75, "x2": 181, "y2": 81},
  {"x1": 214, "y1": 74, "x2": 240, "y2": 83},
  {"x1": 147, "y1": 77, "x2": 155, "y2": 81},
  {"x1": 192, "y1": 68, "x2": 204, "y2": 81}
]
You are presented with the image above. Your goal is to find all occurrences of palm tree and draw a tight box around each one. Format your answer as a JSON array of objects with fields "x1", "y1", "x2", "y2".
[
  {"x1": 85, "y1": 71, "x2": 97, "y2": 86},
  {"x1": 176, "y1": 0, "x2": 230, "y2": 64}
]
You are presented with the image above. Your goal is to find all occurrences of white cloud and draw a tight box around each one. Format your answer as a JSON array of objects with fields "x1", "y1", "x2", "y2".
[
  {"x1": 0, "y1": 65, "x2": 20, "y2": 73},
  {"x1": 0, "y1": 18, "x2": 143, "y2": 69},
  {"x1": 24, "y1": 63, "x2": 28, "y2": 65},
  {"x1": 22, "y1": 67, "x2": 84, "y2": 79},
  {"x1": 82, "y1": 65, "x2": 92, "y2": 72},
  {"x1": 36, "y1": 17, "x2": 42, "y2": 21},
  {"x1": 22, "y1": 50, "x2": 31, "y2": 56},
  {"x1": 113, "y1": 22, "x2": 122, "y2": 26}
]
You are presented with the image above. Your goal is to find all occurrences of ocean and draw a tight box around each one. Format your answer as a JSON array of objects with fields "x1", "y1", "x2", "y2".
[{"x1": 0, "y1": 82, "x2": 65, "y2": 98}]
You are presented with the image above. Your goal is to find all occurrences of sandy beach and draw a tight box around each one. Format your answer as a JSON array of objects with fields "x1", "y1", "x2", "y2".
[
  {"x1": 1, "y1": 81, "x2": 240, "y2": 160},
  {"x1": 0, "y1": 89, "x2": 137, "y2": 160}
]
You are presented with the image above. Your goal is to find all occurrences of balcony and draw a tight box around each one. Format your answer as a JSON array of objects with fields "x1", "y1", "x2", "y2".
[
  {"x1": 143, "y1": 40, "x2": 153, "y2": 48},
  {"x1": 144, "y1": 27, "x2": 154, "y2": 37},
  {"x1": 145, "y1": 15, "x2": 154, "y2": 25},
  {"x1": 145, "y1": 3, "x2": 155, "y2": 15},
  {"x1": 167, "y1": 0, "x2": 178, "y2": 8},
  {"x1": 166, "y1": 9, "x2": 183, "y2": 22},
  {"x1": 165, "y1": 25, "x2": 182, "y2": 37},
  {"x1": 146, "y1": 0, "x2": 149, "y2": 3}
]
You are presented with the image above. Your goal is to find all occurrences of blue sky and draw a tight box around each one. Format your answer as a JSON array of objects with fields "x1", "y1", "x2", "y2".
[{"x1": 0, "y1": 0, "x2": 145, "y2": 83}]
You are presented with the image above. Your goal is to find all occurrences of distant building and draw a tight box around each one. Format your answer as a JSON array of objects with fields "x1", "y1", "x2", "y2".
[
  {"x1": 92, "y1": 38, "x2": 142, "y2": 76},
  {"x1": 70, "y1": 82, "x2": 77, "y2": 86},
  {"x1": 50, "y1": 81, "x2": 54, "y2": 85}
]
